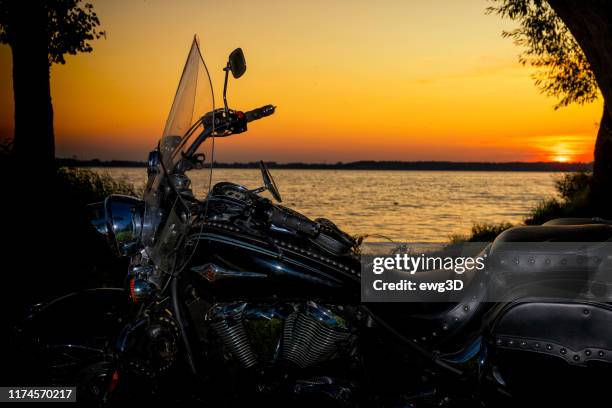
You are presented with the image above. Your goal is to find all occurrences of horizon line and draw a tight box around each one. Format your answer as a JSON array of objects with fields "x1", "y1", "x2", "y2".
[
  {"x1": 57, "y1": 158, "x2": 593, "y2": 172},
  {"x1": 57, "y1": 157, "x2": 595, "y2": 164}
]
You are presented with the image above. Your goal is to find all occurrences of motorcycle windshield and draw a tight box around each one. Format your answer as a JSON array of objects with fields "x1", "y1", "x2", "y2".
[
  {"x1": 159, "y1": 36, "x2": 215, "y2": 172},
  {"x1": 142, "y1": 37, "x2": 215, "y2": 270}
]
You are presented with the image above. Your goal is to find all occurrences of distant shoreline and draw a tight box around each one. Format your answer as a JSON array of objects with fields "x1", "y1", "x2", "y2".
[{"x1": 58, "y1": 158, "x2": 593, "y2": 172}]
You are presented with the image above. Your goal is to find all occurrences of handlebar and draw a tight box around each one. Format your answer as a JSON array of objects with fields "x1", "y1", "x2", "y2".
[
  {"x1": 185, "y1": 105, "x2": 275, "y2": 159},
  {"x1": 245, "y1": 105, "x2": 275, "y2": 123}
]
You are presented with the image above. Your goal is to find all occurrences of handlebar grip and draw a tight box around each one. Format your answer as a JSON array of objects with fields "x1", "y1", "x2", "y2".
[
  {"x1": 245, "y1": 104, "x2": 275, "y2": 123},
  {"x1": 269, "y1": 207, "x2": 319, "y2": 236}
]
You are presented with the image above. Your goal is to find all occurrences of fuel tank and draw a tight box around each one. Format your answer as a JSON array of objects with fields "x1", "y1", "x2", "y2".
[{"x1": 185, "y1": 184, "x2": 361, "y2": 302}]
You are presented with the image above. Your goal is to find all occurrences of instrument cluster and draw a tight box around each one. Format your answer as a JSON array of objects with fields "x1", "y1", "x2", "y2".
[{"x1": 211, "y1": 182, "x2": 252, "y2": 203}]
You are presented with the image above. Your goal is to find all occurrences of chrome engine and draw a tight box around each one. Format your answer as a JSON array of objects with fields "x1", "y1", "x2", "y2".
[
  {"x1": 207, "y1": 303, "x2": 259, "y2": 368},
  {"x1": 206, "y1": 301, "x2": 353, "y2": 369}
]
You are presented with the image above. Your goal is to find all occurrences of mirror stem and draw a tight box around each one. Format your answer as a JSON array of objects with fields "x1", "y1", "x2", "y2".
[{"x1": 222, "y1": 64, "x2": 230, "y2": 115}]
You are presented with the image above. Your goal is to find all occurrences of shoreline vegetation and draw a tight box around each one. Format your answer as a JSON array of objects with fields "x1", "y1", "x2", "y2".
[
  {"x1": 451, "y1": 171, "x2": 604, "y2": 242},
  {"x1": 57, "y1": 158, "x2": 592, "y2": 172}
]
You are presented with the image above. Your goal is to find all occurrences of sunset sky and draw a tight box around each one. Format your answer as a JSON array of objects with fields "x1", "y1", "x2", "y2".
[{"x1": 0, "y1": 0, "x2": 604, "y2": 163}]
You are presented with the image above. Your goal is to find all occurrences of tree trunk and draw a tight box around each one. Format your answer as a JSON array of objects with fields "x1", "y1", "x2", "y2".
[
  {"x1": 593, "y1": 104, "x2": 612, "y2": 182},
  {"x1": 591, "y1": 103, "x2": 612, "y2": 212},
  {"x1": 547, "y1": 0, "x2": 612, "y2": 207},
  {"x1": 8, "y1": 2, "x2": 55, "y2": 174}
]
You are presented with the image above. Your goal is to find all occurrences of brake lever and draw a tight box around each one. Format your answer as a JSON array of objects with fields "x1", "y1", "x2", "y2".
[
  {"x1": 191, "y1": 153, "x2": 207, "y2": 169},
  {"x1": 249, "y1": 186, "x2": 266, "y2": 194},
  {"x1": 179, "y1": 152, "x2": 207, "y2": 171}
]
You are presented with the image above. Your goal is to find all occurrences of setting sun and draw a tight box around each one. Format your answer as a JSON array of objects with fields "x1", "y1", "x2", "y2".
[
  {"x1": 529, "y1": 134, "x2": 594, "y2": 163},
  {"x1": 553, "y1": 155, "x2": 570, "y2": 162}
]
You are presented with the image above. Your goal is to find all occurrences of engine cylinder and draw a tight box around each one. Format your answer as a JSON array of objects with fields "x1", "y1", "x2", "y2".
[
  {"x1": 281, "y1": 302, "x2": 351, "y2": 368},
  {"x1": 206, "y1": 301, "x2": 352, "y2": 369},
  {"x1": 207, "y1": 302, "x2": 258, "y2": 368}
]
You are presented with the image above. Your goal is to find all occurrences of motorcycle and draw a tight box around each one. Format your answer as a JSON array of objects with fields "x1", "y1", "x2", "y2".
[{"x1": 15, "y1": 38, "x2": 612, "y2": 407}]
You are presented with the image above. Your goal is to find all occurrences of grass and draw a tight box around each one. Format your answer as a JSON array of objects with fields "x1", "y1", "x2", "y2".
[
  {"x1": 55, "y1": 167, "x2": 140, "y2": 204},
  {"x1": 524, "y1": 171, "x2": 594, "y2": 225},
  {"x1": 449, "y1": 222, "x2": 514, "y2": 243}
]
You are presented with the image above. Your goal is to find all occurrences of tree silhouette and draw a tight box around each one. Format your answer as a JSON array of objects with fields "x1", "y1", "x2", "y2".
[
  {"x1": 0, "y1": 0, "x2": 103, "y2": 173},
  {"x1": 488, "y1": 0, "x2": 612, "y2": 207}
]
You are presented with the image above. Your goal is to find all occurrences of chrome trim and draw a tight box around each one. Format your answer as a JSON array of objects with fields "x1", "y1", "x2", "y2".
[
  {"x1": 188, "y1": 232, "x2": 347, "y2": 283},
  {"x1": 303, "y1": 301, "x2": 349, "y2": 330},
  {"x1": 104, "y1": 194, "x2": 145, "y2": 257},
  {"x1": 190, "y1": 263, "x2": 267, "y2": 283}
]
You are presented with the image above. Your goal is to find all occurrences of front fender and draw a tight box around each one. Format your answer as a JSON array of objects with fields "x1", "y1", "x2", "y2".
[
  {"x1": 19, "y1": 287, "x2": 130, "y2": 346},
  {"x1": 13, "y1": 288, "x2": 131, "y2": 382}
]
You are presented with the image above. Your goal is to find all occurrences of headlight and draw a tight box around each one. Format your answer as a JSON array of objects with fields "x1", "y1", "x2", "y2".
[{"x1": 89, "y1": 195, "x2": 145, "y2": 257}]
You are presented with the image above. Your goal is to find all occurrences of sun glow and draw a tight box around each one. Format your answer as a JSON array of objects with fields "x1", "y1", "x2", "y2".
[
  {"x1": 547, "y1": 144, "x2": 578, "y2": 162},
  {"x1": 530, "y1": 134, "x2": 594, "y2": 163},
  {"x1": 553, "y1": 155, "x2": 570, "y2": 163}
]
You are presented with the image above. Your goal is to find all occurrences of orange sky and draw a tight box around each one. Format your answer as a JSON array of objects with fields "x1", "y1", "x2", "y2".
[{"x1": 0, "y1": 0, "x2": 603, "y2": 162}]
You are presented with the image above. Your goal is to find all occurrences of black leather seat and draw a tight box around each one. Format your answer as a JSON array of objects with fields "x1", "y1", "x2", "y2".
[
  {"x1": 542, "y1": 217, "x2": 612, "y2": 226},
  {"x1": 371, "y1": 219, "x2": 612, "y2": 356},
  {"x1": 488, "y1": 220, "x2": 612, "y2": 403},
  {"x1": 487, "y1": 222, "x2": 612, "y2": 302},
  {"x1": 494, "y1": 223, "x2": 612, "y2": 242}
]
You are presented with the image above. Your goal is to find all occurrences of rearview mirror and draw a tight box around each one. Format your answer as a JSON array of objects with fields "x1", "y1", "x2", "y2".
[
  {"x1": 259, "y1": 161, "x2": 282, "y2": 202},
  {"x1": 228, "y1": 48, "x2": 246, "y2": 79}
]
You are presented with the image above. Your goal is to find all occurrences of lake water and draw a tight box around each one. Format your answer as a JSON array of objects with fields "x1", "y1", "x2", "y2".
[{"x1": 91, "y1": 168, "x2": 560, "y2": 242}]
